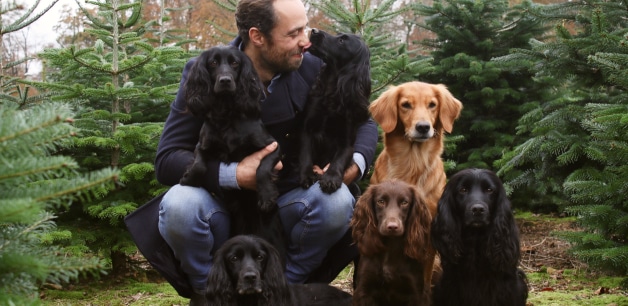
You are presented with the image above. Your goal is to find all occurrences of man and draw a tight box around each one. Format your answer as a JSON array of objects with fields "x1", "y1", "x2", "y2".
[{"x1": 154, "y1": 0, "x2": 378, "y2": 303}]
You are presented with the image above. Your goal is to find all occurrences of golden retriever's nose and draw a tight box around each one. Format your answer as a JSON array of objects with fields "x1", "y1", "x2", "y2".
[{"x1": 415, "y1": 122, "x2": 431, "y2": 134}]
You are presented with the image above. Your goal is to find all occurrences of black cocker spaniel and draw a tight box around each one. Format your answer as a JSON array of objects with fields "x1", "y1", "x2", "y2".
[
  {"x1": 431, "y1": 168, "x2": 528, "y2": 306},
  {"x1": 298, "y1": 29, "x2": 371, "y2": 193},
  {"x1": 179, "y1": 46, "x2": 285, "y2": 256},
  {"x1": 205, "y1": 235, "x2": 352, "y2": 306}
]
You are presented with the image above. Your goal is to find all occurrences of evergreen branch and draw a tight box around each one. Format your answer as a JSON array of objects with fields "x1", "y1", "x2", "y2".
[{"x1": 34, "y1": 169, "x2": 119, "y2": 205}]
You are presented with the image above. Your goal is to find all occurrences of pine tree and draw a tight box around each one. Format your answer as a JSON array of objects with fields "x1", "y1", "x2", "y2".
[
  {"x1": 0, "y1": 103, "x2": 119, "y2": 304},
  {"x1": 413, "y1": 0, "x2": 548, "y2": 171},
  {"x1": 494, "y1": 0, "x2": 628, "y2": 277},
  {"x1": 26, "y1": 0, "x2": 187, "y2": 275}
]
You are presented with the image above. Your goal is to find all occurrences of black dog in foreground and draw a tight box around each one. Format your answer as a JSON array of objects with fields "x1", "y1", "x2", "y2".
[
  {"x1": 179, "y1": 46, "x2": 285, "y2": 255},
  {"x1": 431, "y1": 168, "x2": 528, "y2": 306},
  {"x1": 205, "y1": 235, "x2": 352, "y2": 306},
  {"x1": 299, "y1": 29, "x2": 371, "y2": 193}
]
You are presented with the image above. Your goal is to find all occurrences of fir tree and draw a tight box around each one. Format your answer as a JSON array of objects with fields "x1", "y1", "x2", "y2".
[
  {"x1": 0, "y1": 103, "x2": 118, "y2": 304},
  {"x1": 313, "y1": 0, "x2": 434, "y2": 93},
  {"x1": 413, "y1": 0, "x2": 548, "y2": 171},
  {"x1": 27, "y1": 0, "x2": 187, "y2": 275},
  {"x1": 495, "y1": 0, "x2": 628, "y2": 277}
]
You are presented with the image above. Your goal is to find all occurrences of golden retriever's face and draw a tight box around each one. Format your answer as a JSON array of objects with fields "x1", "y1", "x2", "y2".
[
  {"x1": 369, "y1": 82, "x2": 463, "y2": 142},
  {"x1": 396, "y1": 83, "x2": 441, "y2": 142}
]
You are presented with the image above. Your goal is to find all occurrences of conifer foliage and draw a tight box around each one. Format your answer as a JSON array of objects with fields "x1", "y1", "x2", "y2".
[
  {"x1": 495, "y1": 0, "x2": 628, "y2": 276},
  {"x1": 0, "y1": 103, "x2": 118, "y2": 304},
  {"x1": 413, "y1": 0, "x2": 548, "y2": 170},
  {"x1": 31, "y1": 0, "x2": 186, "y2": 274}
]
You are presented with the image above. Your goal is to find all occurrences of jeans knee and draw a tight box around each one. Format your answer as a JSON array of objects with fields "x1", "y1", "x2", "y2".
[
  {"x1": 159, "y1": 184, "x2": 216, "y2": 236},
  {"x1": 314, "y1": 185, "x2": 355, "y2": 234}
]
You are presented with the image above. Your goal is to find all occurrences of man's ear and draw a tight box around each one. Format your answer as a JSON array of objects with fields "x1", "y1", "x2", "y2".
[{"x1": 249, "y1": 27, "x2": 265, "y2": 47}]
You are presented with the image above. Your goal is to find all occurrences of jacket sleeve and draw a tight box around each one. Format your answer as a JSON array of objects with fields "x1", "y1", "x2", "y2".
[
  {"x1": 354, "y1": 117, "x2": 379, "y2": 179},
  {"x1": 154, "y1": 58, "x2": 222, "y2": 195}
]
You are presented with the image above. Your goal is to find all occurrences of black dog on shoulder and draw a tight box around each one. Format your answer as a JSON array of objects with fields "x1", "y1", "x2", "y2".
[
  {"x1": 205, "y1": 235, "x2": 352, "y2": 306},
  {"x1": 431, "y1": 168, "x2": 528, "y2": 306},
  {"x1": 299, "y1": 29, "x2": 371, "y2": 193},
  {"x1": 179, "y1": 46, "x2": 285, "y2": 256}
]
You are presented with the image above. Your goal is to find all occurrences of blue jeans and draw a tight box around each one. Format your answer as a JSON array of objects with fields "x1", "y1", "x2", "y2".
[{"x1": 158, "y1": 183, "x2": 355, "y2": 291}]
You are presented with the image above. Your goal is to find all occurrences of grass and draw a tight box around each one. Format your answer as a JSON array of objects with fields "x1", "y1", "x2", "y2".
[
  {"x1": 41, "y1": 279, "x2": 188, "y2": 306},
  {"x1": 525, "y1": 269, "x2": 627, "y2": 305},
  {"x1": 40, "y1": 270, "x2": 627, "y2": 306}
]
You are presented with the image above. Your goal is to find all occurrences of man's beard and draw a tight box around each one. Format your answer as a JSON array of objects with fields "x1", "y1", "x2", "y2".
[{"x1": 261, "y1": 42, "x2": 304, "y2": 74}]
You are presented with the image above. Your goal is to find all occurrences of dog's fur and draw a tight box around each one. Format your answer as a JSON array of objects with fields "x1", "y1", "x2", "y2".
[
  {"x1": 431, "y1": 168, "x2": 528, "y2": 306},
  {"x1": 351, "y1": 180, "x2": 435, "y2": 305},
  {"x1": 368, "y1": 81, "x2": 462, "y2": 217},
  {"x1": 179, "y1": 46, "x2": 284, "y2": 254},
  {"x1": 206, "y1": 235, "x2": 352, "y2": 306},
  {"x1": 299, "y1": 29, "x2": 371, "y2": 193}
]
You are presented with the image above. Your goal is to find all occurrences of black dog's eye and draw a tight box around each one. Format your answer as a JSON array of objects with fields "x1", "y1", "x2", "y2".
[
  {"x1": 229, "y1": 255, "x2": 239, "y2": 262},
  {"x1": 209, "y1": 60, "x2": 218, "y2": 67},
  {"x1": 256, "y1": 253, "x2": 265, "y2": 261},
  {"x1": 459, "y1": 187, "x2": 468, "y2": 194},
  {"x1": 230, "y1": 60, "x2": 240, "y2": 68},
  {"x1": 401, "y1": 102, "x2": 412, "y2": 109},
  {"x1": 338, "y1": 35, "x2": 349, "y2": 44},
  {"x1": 485, "y1": 188, "x2": 494, "y2": 194}
]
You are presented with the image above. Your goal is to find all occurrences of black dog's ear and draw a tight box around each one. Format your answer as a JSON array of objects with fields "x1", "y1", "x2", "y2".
[
  {"x1": 254, "y1": 236, "x2": 293, "y2": 304},
  {"x1": 206, "y1": 243, "x2": 236, "y2": 304},
  {"x1": 485, "y1": 172, "x2": 521, "y2": 271},
  {"x1": 337, "y1": 39, "x2": 371, "y2": 102},
  {"x1": 234, "y1": 50, "x2": 264, "y2": 114},
  {"x1": 431, "y1": 176, "x2": 463, "y2": 264},
  {"x1": 184, "y1": 50, "x2": 214, "y2": 116}
]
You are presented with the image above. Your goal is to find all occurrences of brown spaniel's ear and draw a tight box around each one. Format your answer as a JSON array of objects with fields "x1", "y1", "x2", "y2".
[
  {"x1": 404, "y1": 185, "x2": 433, "y2": 261},
  {"x1": 351, "y1": 185, "x2": 384, "y2": 256},
  {"x1": 369, "y1": 85, "x2": 400, "y2": 133},
  {"x1": 434, "y1": 84, "x2": 462, "y2": 133}
]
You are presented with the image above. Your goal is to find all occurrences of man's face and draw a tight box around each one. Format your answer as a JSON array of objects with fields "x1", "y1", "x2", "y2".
[{"x1": 260, "y1": 0, "x2": 311, "y2": 74}]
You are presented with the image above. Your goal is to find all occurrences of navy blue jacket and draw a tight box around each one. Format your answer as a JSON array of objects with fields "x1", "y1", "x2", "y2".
[{"x1": 155, "y1": 39, "x2": 378, "y2": 195}]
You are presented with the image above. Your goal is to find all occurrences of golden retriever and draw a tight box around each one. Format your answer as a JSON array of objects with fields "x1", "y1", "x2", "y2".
[{"x1": 368, "y1": 81, "x2": 463, "y2": 217}]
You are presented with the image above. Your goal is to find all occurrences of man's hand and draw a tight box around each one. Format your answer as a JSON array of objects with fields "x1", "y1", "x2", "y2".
[
  {"x1": 236, "y1": 142, "x2": 282, "y2": 190},
  {"x1": 313, "y1": 162, "x2": 360, "y2": 186}
]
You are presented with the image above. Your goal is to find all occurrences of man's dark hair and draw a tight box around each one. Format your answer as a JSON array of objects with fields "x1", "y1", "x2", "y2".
[{"x1": 235, "y1": 0, "x2": 277, "y2": 47}]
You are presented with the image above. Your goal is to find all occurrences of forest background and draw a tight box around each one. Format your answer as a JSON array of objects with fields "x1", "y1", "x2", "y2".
[{"x1": 0, "y1": 0, "x2": 626, "y2": 304}]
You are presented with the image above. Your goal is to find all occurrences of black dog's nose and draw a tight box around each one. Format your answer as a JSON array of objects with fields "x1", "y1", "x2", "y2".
[
  {"x1": 471, "y1": 204, "x2": 486, "y2": 215},
  {"x1": 415, "y1": 122, "x2": 430, "y2": 134},
  {"x1": 243, "y1": 271, "x2": 258, "y2": 282},
  {"x1": 219, "y1": 76, "x2": 233, "y2": 85}
]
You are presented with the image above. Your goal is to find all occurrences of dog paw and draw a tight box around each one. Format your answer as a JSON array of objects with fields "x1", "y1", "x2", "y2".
[
  {"x1": 319, "y1": 177, "x2": 342, "y2": 194},
  {"x1": 258, "y1": 188, "x2": 279, "y2": 213},
  {"x1": 300, "y1": 173, "x2": 320, "y2": 189},
  {"x1": 179, "y1": 174, "x2": 200, "y2": 187},
  {"x1": 258, "y1": 198, "x2": 278, "y2": 213}
]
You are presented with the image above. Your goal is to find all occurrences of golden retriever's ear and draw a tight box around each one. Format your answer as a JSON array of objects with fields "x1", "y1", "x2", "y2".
[
  {"x1": 369, "y1": 85, "x2": 400, "y2": 133},
  {"x1": 435, "y1": 84, "x2": 463, "y2": 133}
]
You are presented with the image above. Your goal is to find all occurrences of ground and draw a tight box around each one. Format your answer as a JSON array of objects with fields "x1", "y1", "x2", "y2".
[{"x1": 40, "y1": 213, "x2": 628, "y2": 305}]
